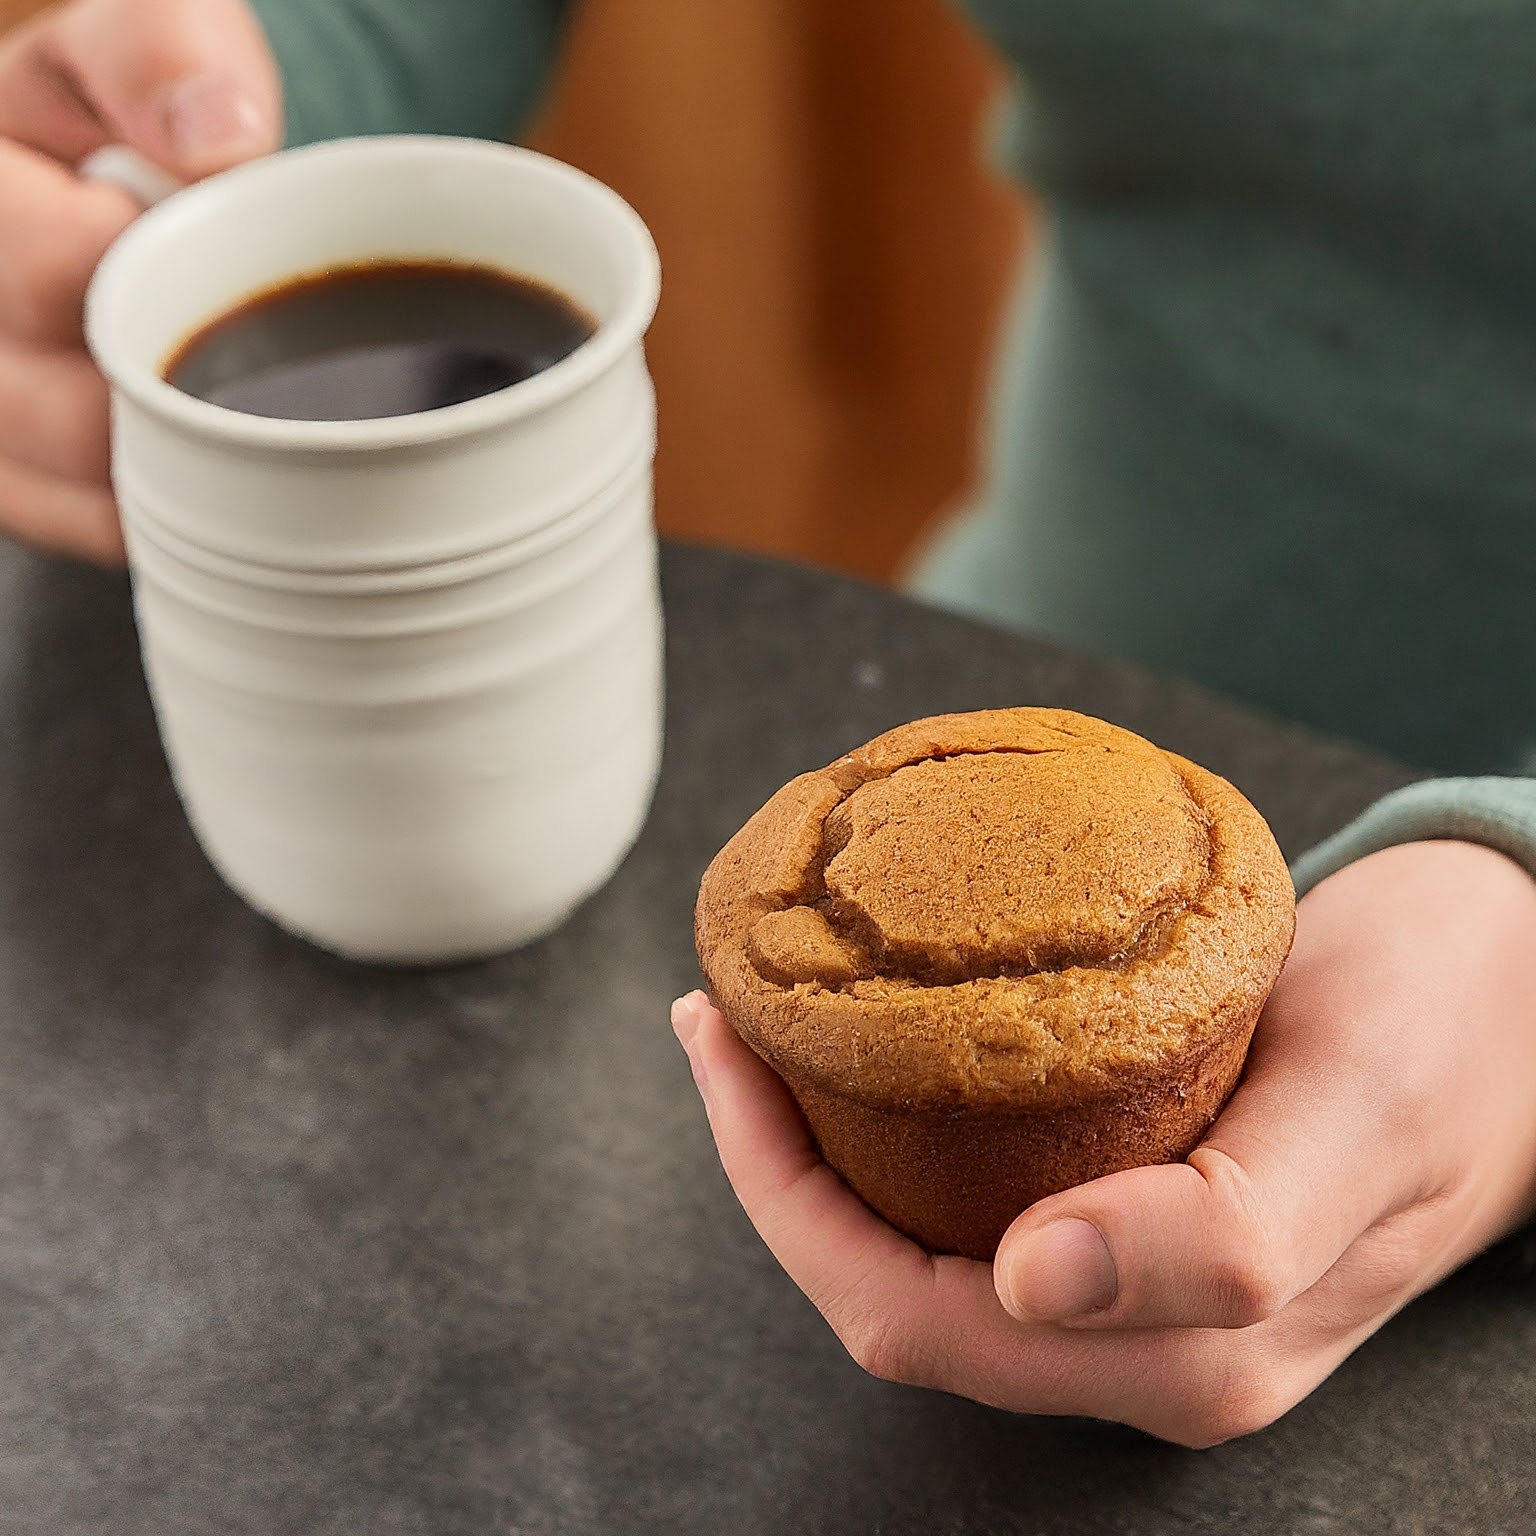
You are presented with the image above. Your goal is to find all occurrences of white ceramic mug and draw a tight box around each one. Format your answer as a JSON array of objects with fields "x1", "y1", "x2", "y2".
[{"x1": 85, "y1": 137, "x2": 664, "y2": 964}]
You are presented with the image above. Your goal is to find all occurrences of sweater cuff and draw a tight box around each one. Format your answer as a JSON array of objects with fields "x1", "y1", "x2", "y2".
[{"x1": 1291, "y1": 777, "x2": 1536, "y2": 897}]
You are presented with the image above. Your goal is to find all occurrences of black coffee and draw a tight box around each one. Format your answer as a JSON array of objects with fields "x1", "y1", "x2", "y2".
[{"x1": 164, "y1": 259, "x2": 597, "y2": 422}]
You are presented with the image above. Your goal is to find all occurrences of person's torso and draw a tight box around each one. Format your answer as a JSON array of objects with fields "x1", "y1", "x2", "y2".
[{"x1": 939, "y1": 0, "x2": 1536, "y2": 772}]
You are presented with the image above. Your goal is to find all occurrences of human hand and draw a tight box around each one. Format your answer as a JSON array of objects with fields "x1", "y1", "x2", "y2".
[
  {"x1": 0, "y1": 0, "x2": 278, "y2": 562},
  {"x1": 673, "y1": 838, "x2": 1536, "y2": 1447}
]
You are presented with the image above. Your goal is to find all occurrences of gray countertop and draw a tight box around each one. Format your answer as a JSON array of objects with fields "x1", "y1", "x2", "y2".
[{"x1": 2, "y1": 542, "x2": 1531, "y2": 1535}]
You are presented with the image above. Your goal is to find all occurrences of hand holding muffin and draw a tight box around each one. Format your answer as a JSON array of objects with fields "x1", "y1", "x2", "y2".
[{"x1": 676, "y1": 713, "x2": 1536, "y2": 1447}]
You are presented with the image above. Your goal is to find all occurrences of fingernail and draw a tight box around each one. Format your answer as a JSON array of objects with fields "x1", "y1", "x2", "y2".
[
  {"x1": 1003, "y1": 1218, "x2": 1118, "y2": 1322},
  {"x1": 669, "y1": 993, "x2": 703, "y2": 1046},
  {"x1": 165, "y1": 74, "x2": 269, "y2": 164}
]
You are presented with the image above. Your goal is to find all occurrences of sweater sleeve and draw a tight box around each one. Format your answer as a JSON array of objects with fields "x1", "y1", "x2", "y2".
[
  {"x1": 1291, "y1": 777, "x2": 1536, "y2": 896},
  {"x1": 246, "y1": 0, "x2": 572, "y2": 148}
]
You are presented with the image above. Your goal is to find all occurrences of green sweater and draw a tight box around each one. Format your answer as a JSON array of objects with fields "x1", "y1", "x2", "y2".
[{"x1": 248, "y1": 0, "x2": 1536, "y2": 893}]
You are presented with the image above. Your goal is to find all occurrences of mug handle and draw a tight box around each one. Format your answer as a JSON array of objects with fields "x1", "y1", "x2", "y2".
[{"x1": 78, "y1": 145, "x2": 181, "y2": 208}]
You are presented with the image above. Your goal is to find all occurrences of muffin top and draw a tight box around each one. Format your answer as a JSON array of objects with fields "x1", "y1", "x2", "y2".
[{"x1": 694, "y1": 709, "x2": 1295, "y2": 1112}]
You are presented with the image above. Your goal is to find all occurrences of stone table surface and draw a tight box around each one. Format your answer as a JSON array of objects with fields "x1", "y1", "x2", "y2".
[{"x1": 2, "y1": 541, "x2": 1531, "y2": 1535}]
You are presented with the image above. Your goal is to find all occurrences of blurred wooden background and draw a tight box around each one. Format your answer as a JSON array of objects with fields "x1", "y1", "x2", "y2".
[{"x1": 3, "y1": 0, "x2": 1028, "y2": 583}]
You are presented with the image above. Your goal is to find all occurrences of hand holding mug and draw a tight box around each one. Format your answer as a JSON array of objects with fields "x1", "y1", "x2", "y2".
[{"x1": 0, "y1": 0, "x2": 278, "y2": 561}]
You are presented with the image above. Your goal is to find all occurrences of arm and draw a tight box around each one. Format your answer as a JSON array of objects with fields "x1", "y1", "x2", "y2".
[{"x1": 247, "y1": 0, "x2": 573, "y2": 146}]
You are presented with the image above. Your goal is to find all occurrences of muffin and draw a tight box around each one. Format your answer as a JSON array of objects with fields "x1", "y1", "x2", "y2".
[{"x1": 694, "y1": 708, "x2": 1295, "y2": 1260}]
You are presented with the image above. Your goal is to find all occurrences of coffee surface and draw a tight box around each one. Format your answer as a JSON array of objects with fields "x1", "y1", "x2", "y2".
[{"x1": 164, "y1": 260, "x2": 596, "y2": 422}]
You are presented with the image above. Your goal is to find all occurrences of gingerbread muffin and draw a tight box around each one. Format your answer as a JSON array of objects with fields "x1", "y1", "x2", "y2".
[{"x1": 694, "y1": 708, "x2": 1295, "y2": 1260}]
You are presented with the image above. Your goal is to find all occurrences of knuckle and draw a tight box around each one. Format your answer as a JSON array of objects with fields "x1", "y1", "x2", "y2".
[
  {"x1": 1189, "y1": 1149, "x2": 1293, "y2": 1326},
  {"x1": 809, "y1": 1233, "x2": 937, "y2": 1387},
  {"x1": 842, "y1": 1311, "x2": 904, "y2": 1382},
  {"x1": 1164, "y1": 1363, "x2": 1295, "y2": 1449},
  {"x1": 1209, "y1": 1247, "x2": 1289, "y2": 1328},
  {"x1": 839, "y1": 1308, "x2": 924, "y2": 1387}
]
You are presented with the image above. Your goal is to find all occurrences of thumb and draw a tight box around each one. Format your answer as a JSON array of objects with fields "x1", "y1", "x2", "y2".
[
  {"x1": 992, "y1": 1153, "x2": 1320, "y2": 1332},
  {"x1": 7, "y1": 0, "x2": 280, "y2": 178},
  {"x1": 992, "y1": 990, "x2": 1417, "y2": 1331}
]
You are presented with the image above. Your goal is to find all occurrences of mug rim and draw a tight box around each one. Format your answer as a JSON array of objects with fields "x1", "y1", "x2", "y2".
[{"x1": 84, "y1": 135, "x2": 662, "y2": 453}]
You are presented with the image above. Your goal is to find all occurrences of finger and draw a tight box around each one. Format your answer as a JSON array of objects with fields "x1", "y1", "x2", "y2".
[
  {"x1": 670, "y1": 994, "x2": 1351, "y2": 1445},
  {"x1": 672, "y1": 992, "x2": 1067, "y2": 1396},
  {"x1": 0, "y1": 337, "x2": 110, "y2": 484},
  {"x1": 0, "y1": 453, "x2": 123, "y2": 565},
  {"x1": 0, "y1": 139, "x2": 138, "y2": 343},
  {"x1": 672, "y1": 993, "x2": 930, "y2": 1313},
  {"x1": 995, "y1": 979, "x2": 1421, "y2": 1332},
  {"x1": 0, "y1": 0, "x2": 280, "y2": 176}
]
